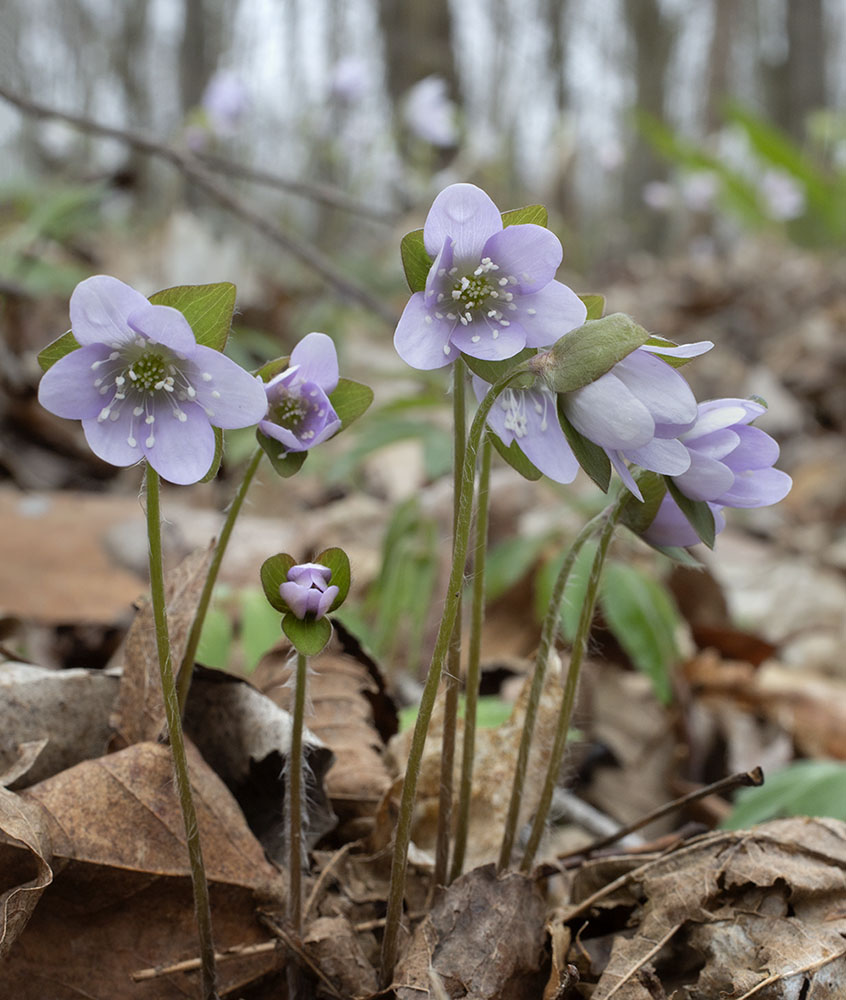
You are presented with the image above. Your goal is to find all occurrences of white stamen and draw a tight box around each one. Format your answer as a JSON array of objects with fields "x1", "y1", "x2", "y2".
[
  {"x1": 443, "y1": 345, "x2": 451, "y2": 355},
  {"x1": 528, "y1": 308, "x2": 537, "y2": 316},
  {"x1": 201, "y1": 372, "x2": 213, "y2": 381},
  {"x1": 145, "y1": 414, "x2": 155, "y2": 425},
  {"x1": 471, "y1": 335, "x2": 481, "y2": 343},
  {"x1": 127, "y1": 436, "x2": 136, "y2": 447}
]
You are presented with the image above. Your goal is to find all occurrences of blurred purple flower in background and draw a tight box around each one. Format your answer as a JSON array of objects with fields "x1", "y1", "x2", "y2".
[
  {"x1": 38, "y1": 275, "x2": 267, "y2": 485},
  {"x1": 330, "y1": 56, "x2": 368, "y2": 105},
  {"x1": 259, "y1": 332, "x2": 342, "y2": 454},
  {"x1": 760, "y1": 169, "x2": 806, "y2": 221},
  {"x1": 403, "y1": 76, "x2": 459, "y2": 148},
  {"x1": 642, "y1": 397, "x2": 792, "y2": 547},
  {"x1": 394, "y1": 183, "x2": 586, "y2": 369},
  {"x1": 280, "y1": 562, "x2": 339, "y2": 620},
  {"x1": 201, "y1": 71, "x2": 249, "y2": 137}
]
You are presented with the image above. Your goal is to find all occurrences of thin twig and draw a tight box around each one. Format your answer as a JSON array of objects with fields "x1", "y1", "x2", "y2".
[
  {"x1": 558, "y1": 767, "x2": 764, "y2": 860},
  {"x1": 0, "y1": 85, "x2": 398, "y2": 324},
  {"x1": 259, "y1": 913, "x2": 345, "y2": 1000},
  {"x1": 733, "y1": 946, "x2": 846, "y2": 1000},
  {"x1": 602, "y1": 925, "x2": 679, "y2": 998},
  {"x1": 131, "y1": 941, "x2": 280, "y2": 982},
  {"x1": 304, "y1": 841, "x2": 356, "y2": 922}
]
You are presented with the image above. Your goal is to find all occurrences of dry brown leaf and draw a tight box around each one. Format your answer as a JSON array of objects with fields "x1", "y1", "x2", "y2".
[
  {"x1": 2, "y1": 741, "x2": 285, "y2": 998},
  {"x1": 253, "y1": 625, "x2": 396, "y2": 822},
  {"x1": 0, "y1": 787, "x2": 53, "y2": 958},
  {"x1": 394, "y1": 865, "x2": 547, "y2": 1000},
  {"x1": 303, "y1": 915, "x2": 379, "y2": 997},
  {"x1": 110, "y1": 543, "x2": 213, "y2": 746}
]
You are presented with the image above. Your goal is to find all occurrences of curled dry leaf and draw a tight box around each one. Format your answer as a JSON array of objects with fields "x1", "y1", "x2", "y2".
[
  {"x1": 3, "y1": 741, "x2": 286, "y2": 998},
  {"x1": 566, "y1": 818, "x2": 846, "y2": 999},
  {"x1": 303, "y1": 915, "x2": 379, "y2": 997},
  {"x1": 395, "y1": 865, "x2": 547, "y2": 1000},
  {"x1": 0, "y1": 787, "x2": 53, "y2": 958}
]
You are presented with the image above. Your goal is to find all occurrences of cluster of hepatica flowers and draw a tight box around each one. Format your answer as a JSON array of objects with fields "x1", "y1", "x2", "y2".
[{"x1": 396, "y1": 183, "x2": 791, "y2": 546}]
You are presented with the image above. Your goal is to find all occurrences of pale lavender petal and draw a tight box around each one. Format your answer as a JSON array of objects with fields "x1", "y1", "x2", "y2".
[
  {"x1": 692, "y1": 399, "x2": 763, "y2": 436},
  {"x1": 394, "y1": 293, "x2": 458, "y2": 369},
  {"x1": 81, "y1": 411, "x2": 142, "y2": 468},
  {"x1": 722, "y1": 425, "x2": 780, "y2": 471},
  {"x1": 69, "y1": 275, "x2": 149, "y2": 346},
  {"x1": 316, "y1": 585, "x2": 339, "y2": 617},
  {"x1": 614, "y1": 350, "x2": 697, "y2": 429},
  {"x1": 719, "y1": 468, "x2": 792, "y2": 508},
  {"x1": 518, "y1": 398, "x2": 579, "y2": 483},
  {"x1": 38, "y1": 344, "x2": 112, "y2": 419},
  {"x1": 185, "y1": 346, "x2": 268, "y2": 428},
  {"x1": 608, "y1": 449, "x2": 643, "y2": 500},
  {"x1": 259, "y1": 421, "x2": 301, "y2": 451},
  {"x1": 450, "y1": 318, "x2": 526, "y2": 361},
  {"x1": 280, "y1": 581, "x2": 312, "y2": 619},
  {"x1": 477, "y1": 376, "x2": 515, "y2": 446},
  {"x1": 481, "y1": 224, "x2": 563, "y2": 293},
  {"x1": 126, "y1": 302, "x2": 196, "y2": 355},
  {"x1": 423, "y1": 183, "x2": 502, "y2": 262},
  {"x1": 673, "y1": 451, "x2": 735, "y2": 502},
  {"x1": 642, "y1": 495, "x2": 725, "y2": 548},
  {"x1": 142, "y1": 401, "x2": 215, "y2": 485},
  {"x1": 683, "y1": 428, "x2": 740, "y2": 462},
  {"x1": 564, "y1": 374, "x2": 655, "y2": 449},
  {"x1": 625, "y1": 436, "x2": 691, "y2": 476},
  {"x1": 288, "y1": 563, "x2": 332, "y2": 588},
  {"x1": 511, "y1": 281, "x2": 588, "y2": 348},
  {"x1": 424, "y1": 238, "x2": 454, "y2": 303},
  {"x1": 289, "y1": 332, "x2": 339, "y2": 393},
  {"x1": 641, "y1": 340, "x2": 714, "y2": 360}
]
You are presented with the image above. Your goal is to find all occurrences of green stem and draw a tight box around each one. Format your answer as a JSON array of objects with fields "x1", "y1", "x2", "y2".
[
  {"x1": 145, "y1": 465, "x2": 218, "y2": 1000},
  {"x1": 378, "y1": 367, "x2": 529, "y2": 989},
  {"x1": 519, "y1": 493, "x2": 626, "y2": 873},
  {"x1": 433, "y1": 359, "x2": 466, "y2": 888},
  {"x1": 177, "y1": 447, "x2": 264, "y2": 713},
  {"x1": 449, "y1": 433, "x2": 492, "y2": 883},
  {"x1": 288, "y1": 650, "x2": 308, "y2": 933},
  {"x1": 497, "y1": 506, "x2": 607, "y2": 872}
]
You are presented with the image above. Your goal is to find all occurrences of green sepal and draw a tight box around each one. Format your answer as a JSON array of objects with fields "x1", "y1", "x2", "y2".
[
  {"x1": 619, "y1": 470, "x2": 667, "y2": 535},
  {"x1": 461, "y1": 347, "x2": 537, "y2": 385},
  {"x1": 313, "y1": 546, "x2": 351, "y2": 611},
  {"x1": 260, "y1": 552, "x2": 297, "y2": 613},
  {"x1": 654, "y1": 545, "x2": 705, "y2": 568},
  {"x1": 254, "y1": 354, "x2": 291, "y2": 382},
  {"x1": 399, "y1": 204, "x2": 550, "y2": 295},
  {"x1": 282, "y1": 613, "x2": 332, "y2": 656},
  {"x1": 38, "y1": 330, "x2": 80, "y2": 373},
  {"x1": 665, "y1": 477, "x2": 716, "y2": 549},
  {"x1": 557, "y1": 400, "x2": 611, "y2": 492},
  {"x1": 200, "y1": 427, "x2": 224, "y2": 483},
  {"x1": 148, "y1": 282, "x2": 236, "y2": 353},
  {"x1": 330, "y1": 378, "x2": 374, "y2": 430},
  {"x1": 256, "y1": 429, "x2": 308, "y2": 478},
  {"x1": 643, "y1": 336, "x2": 696, "y2": 368},
  {"x1": 579, "y1": 294, "x2": 605, "y2": 320},
  {"x1": 538, "y1": 314, "x2": 651, "y2": 394},
  {"x1": 488, "y1": 431, "x2": 542, "y2": 481}
]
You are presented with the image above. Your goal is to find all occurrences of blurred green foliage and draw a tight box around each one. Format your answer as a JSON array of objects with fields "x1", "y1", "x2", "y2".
[{"x1": 724, "y1": 760, "x2": 846, "y2": 828}]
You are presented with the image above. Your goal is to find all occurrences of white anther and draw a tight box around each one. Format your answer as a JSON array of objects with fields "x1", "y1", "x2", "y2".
[
  {"x1": 471, "y1": 335, "x2": 481, "y2": 343},
  {"x1": 498, "y1": 278, "x2": 508, "y2": 287},
  {"x1": 443, "y1": 345, "x2": 451, "y2": 355},
  {"x1": 146, "y1": 434, "x2": 155, "y2": 447},
  {"x1": 528, "y1": 308, "x2": 537, "y2": 316},
  {"x1": 201, "y1": 372, "x2": 213, "y2": 381}
]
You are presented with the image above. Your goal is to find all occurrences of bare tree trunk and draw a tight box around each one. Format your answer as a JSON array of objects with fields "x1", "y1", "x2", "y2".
[
  {"x1": 179, "y1": 0, "x2": 226, "y2": 117},
  {"x1": 377, "y1": 0, "x2": 457, "y2": 103},
  {"x1": 706, "y1": 0, "x2": 733, "y2": 132},
  {"x1": 761, "y1": 0, "x2": 825, "y2": 141}
]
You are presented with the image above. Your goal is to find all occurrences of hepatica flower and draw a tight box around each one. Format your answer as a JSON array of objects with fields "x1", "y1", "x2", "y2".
[
  {"x1": 258, "y1": 332, "x2": 342, "y2": 454},
  {"x1": 280, "y1": 563, "x2": 339, "y2": 620},
  {"x1": 394, "y1": 183, "x2": 586, "y2": 369},
  {"x1": 643, "y1": 397, "x2": 792, "y2": 548},
  {"x1": 38, "y1": 275, "x2": 267, "y2": 485}
]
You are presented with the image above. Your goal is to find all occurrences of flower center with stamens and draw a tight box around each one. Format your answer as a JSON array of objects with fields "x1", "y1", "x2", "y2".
[
  {"x1": 501, "y1": 389, "x2": 528, "y2": 439},
  {"x1": 453, "y1": 273, "x2": 492, "y2": 310},
  {"x1": 269, "y1": 390, "x2": 309, "y2": 431},
  {"x1": 126, "y1": 352, "x2": 169, "y2": 392}
]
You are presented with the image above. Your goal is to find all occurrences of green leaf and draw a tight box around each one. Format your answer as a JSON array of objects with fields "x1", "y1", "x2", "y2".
[
  {"x1": 461, "y1": 347, "x2": 536, "y2": 385},
  {"x1": 314, "y1": 546, "x2": 351, "y2": 610},
  {"x1": 501, "y1": 204, "x2": 548, "y2": 228},
  {"x1": 256, "y1": 430, "x2": 309, "y2": 478},
  {"x1": 724, "y1": 760, "x2": 846, "y2": 829},
  {"x1": 255, "y1": 354, "x2": 291, "y2": 382},
  {"x1": 196, "y1": 602, "x2": 234, "y2": 670},
  {"x1": 148, "y1": 282, "x2": 236, "y2": 352},
  {"x1": 38, "y1": 330, "x2": 80, "y2": 372},
  {"x1": 620, "y1": 470, "x2": 667, "y2": 535},
  {"x1": 330, "y1": 378, "x2": 374, "y2": 430},
  {"x1": 488, "y1": 432, "x2": 542, "y2": 481},
  {"x1": 557, "y1": 401, "x2": 611, "y2": 492},
  {"x1": 240, "y1": 587, "x2": 286, "y2": 672},
  {"x1": 399, "y1": 228, "x2": 431, "y2": 293},
  {"x1": 643, "y1": 336, "x2": 700, "y2": 368},
  {"x1": 540, "y1": 314, "x2": 651, "y2": 394},
  {"x1": 599, "y1": 563, "x2": 680, "y2": 704},
  {"x1": 534, "y1": 540, "x2": 598, "y2": 641},
  {"x1": 653, "y1": 545, "x2": 705, "y2": 568},
  {"x1": 260, "y1": 552, "x2": 297, "y2": 613},
  {"x1": 665, "y1": 478, "x2": 716, "y2": 549},
  {"x1": 485, "y1": 532, "x2": 551, "y2": 601},
  {"x1": 282, "y1": 613, "x2": 333, "y2": 656},
  {"x1": 579, "y1": 294, "x2": 605, "y2": 320}
]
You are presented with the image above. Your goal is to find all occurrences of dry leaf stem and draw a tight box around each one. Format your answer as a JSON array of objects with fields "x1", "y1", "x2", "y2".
[
  {"x1": 450, "y1": 433, "x2": 493, "y2": 882},
  {"x1": 145, "y1": 466, "x2": 218, "y2": 1000},
  {"x1": 177, "y1": 446, "x2": 264, "y2": 712},
  {"x1": 497, "y1": 507, "x2": 607, "y2": 871}
]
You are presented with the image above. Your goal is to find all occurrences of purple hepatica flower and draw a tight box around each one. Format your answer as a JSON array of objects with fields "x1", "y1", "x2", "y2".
[
  {"x1": 259, "y1": 332, "x2": 342, "y2": 454},
  {"x1": 642, "y1": 397, "x2": 792, "y2": 547},
  {"x1": 472, "y1": 375, "x2": 579, "y2": 484},
  {"x1": 280, "y1": 562, "x2": 339, "y2": 620},
  {"x1": 394, "y1": 183, "x2": 587, "y2": 370},
  {"x1": 38, "y1": 275, "x2": 267, "y2": 485},
  {"x1": 403, "y1": 76, "x2": 459, "y2": 148},
  {"x1": 560, "y1": 342, "x2": 715, "y2": 500},
  {"x1": 201, "y1": 71, "x2": 249, "y2": 137}
]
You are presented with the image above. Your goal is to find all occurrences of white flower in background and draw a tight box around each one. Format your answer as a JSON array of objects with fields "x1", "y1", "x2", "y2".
[
  {"x1": 761, "y1": 169, "x2": 806, "y2": 221},
  {"x1": 403, "y1": 76, "x2": 459, "y2": 148},
  {"x1": 681, "y1": 171, "x2": 718, "y2": 212},
  {"x1": 642, "y1": 180, "x2": 674, "y2": 212},
  {"x1": 330, "y1": 56, "x2": 368, "y2": 104}
]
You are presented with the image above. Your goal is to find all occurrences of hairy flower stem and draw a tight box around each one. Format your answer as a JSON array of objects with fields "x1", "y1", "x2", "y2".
[
  {"x1": 177, "y1": 447, "x2": 264, "y2": 713},
  {"x1": 288, "y1": 650, "x2": 308, "y2": 933},
  {"x1": 449, "y1": 433, "x2": 492, "y2": 883},
  {"x1": 497, "y1": 506, "x2": 608, "y2": 872},
  {"x1": 433, "y1": 360, "x2": 467, "y2": 888},
  {"x1": 519, "y1": 494, "x2": 626, "y2": 873},
  {"x1": 379, "y1": 367, "x2": 530, "y2": 989},
  {"x1": 145, "y1": 466, "x2": 218, "y2": 1000}
]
